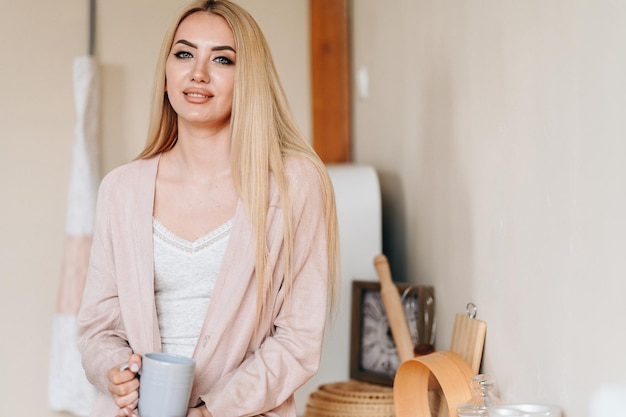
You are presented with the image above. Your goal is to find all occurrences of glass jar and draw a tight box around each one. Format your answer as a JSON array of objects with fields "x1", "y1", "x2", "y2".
[{"x1": 457, "y1": 374, "x2": 501, "y2": 417}]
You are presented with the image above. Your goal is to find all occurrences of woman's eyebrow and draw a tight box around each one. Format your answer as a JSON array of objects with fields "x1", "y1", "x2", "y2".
[
  {"x1": 175, "y1": 39, "x2": 197, "y2": 49},
  {"x1": 213, "y1": 45, "x2": 236, "y2": 53},
  {"x1": 174, "y1": 39, "x2": 236, "y2": 53}
]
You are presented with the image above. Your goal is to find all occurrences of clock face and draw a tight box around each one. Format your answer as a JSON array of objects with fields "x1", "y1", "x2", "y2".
[
  {"x1": 360, "y1": 290, "x2": 418, "y2": 376},
  {"x1": 350, "y1": 281, "x2": 433, "y2": 386},
  {"x1": 361, "y1": 291, "x2": 399, "y2": 375}
]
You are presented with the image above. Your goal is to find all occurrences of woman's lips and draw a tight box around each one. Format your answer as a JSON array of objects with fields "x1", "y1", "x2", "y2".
[
  {"x1": 184, "y1": 89, "x2": 212, "y2": 99},
  {"x1": 185, "y1": 92, "x2": 210, "y2": 98}
]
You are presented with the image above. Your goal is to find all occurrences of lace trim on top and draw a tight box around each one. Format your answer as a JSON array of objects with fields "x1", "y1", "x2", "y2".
[{"x1": 152, "y1": 218, "x2": 233, "y2": 254}]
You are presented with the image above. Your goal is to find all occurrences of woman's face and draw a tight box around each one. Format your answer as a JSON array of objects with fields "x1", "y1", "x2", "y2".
[{"x1": 165, "y1": 12, "x2": 236, "y2": 132}]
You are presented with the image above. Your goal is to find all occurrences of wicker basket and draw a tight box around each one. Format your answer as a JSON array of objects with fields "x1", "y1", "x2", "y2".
[{"x1": 304, "y1": 380, "x2": 395, "y2": 417}]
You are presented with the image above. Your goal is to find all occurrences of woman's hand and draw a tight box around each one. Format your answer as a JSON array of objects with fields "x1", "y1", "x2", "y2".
[{"x1": 107, "y1": 353, "x2": 142, "y2": 417}]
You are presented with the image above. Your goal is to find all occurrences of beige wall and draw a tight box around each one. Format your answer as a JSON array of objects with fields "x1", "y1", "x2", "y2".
[
  {"x1": 353, "y1": 0, "x2": 626, "y2": 415},
  {"x1": 2, "y1": 0, "x2": 625, "y2": 416},
  {"x1": 1, "y1": 1, "x2": 86, "y2": 416}
]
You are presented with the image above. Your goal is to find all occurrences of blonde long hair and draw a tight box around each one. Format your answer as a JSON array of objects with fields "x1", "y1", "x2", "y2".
[{"x1": 138, "y1": 0, "x2": 339, "y2": 323}]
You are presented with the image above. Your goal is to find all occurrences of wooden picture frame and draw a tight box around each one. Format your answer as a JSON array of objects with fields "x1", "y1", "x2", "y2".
[{"x1": 349, "y1": 280, "x2": 434, "y2": 386}]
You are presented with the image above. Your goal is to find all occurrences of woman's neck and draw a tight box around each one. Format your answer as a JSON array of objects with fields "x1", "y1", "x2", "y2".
[{"x1": 167, "y1": 123, "x2": 232, "y2": 181}]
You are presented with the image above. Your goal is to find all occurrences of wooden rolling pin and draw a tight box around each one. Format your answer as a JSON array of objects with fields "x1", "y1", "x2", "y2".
[{"x1": 374, "y1": 254, "x2": 415, "y2": 363}]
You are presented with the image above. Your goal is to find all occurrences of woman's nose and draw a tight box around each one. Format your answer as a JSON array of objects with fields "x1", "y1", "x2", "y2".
[{"x1": 191, "y1": 61, "x2": 210, "y2": 83}]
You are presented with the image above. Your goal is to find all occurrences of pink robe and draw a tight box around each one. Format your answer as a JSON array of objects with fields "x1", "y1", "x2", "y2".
[{"x1": 78, "y1": 155, "x2": 330, "y2": 417}]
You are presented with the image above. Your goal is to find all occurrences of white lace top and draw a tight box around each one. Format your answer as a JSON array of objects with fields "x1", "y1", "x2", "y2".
[{"x1": 153, "y1": 218, "x2": 232, "y2": 358}]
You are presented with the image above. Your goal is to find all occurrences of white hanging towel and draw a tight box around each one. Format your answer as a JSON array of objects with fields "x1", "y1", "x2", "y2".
[{"x1": 49, "y1": 55, "x2": 100, "y2": 417}]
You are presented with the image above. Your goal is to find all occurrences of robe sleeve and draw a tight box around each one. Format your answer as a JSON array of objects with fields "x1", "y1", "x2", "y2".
[{"x1": 77, "y1": 171, "x2": 133, "y2": 392}]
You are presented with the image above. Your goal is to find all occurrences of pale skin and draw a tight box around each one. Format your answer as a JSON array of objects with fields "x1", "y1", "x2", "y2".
[{"x1": 108, "y1": 11, "x2": 237, "y2": 417}]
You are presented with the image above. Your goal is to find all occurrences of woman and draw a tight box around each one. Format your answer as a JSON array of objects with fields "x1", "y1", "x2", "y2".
[{"x1": 77, "y1": 1, "x2": 339, "y2": 416}]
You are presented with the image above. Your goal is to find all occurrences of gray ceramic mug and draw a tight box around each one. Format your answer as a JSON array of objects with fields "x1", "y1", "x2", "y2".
[{"x1": 138, "y1": 352, "x2": 196, "y2": 417}]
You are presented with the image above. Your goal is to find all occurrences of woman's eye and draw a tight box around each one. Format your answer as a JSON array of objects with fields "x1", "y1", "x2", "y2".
[
  {"x1": 214, "y1": 56, "x2": 234, "y2": 65},
  {"x1": 174, "y1": 51, "x2": 193, "y2": 59}
]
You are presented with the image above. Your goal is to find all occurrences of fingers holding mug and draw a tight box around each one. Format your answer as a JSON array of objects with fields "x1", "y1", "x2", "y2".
[{"x1": 108, "y1": 354, "x2": 142, "y2": 412}]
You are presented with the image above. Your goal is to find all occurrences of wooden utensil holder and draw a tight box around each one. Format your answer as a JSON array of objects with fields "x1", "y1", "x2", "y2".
[{"x1": 393, "y1": 305, "x2": 487, "y2": 417}]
